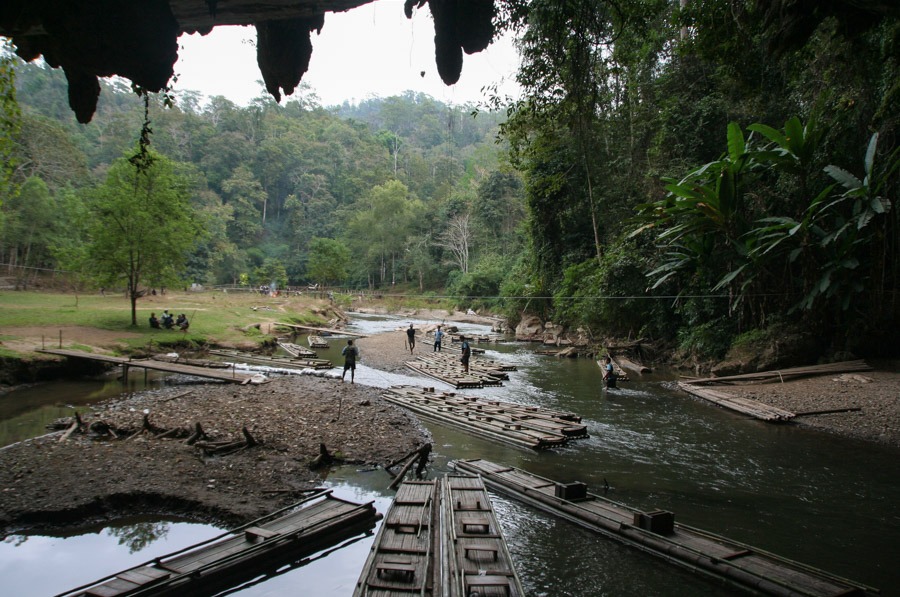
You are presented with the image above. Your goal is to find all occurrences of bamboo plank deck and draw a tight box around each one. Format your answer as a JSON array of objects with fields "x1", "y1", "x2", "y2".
[
  {"x1": 308, "y1": 335, "x2": 330, "y2": 349},
  {"x1": 381, "y1": 385, "x2": 586, "y2": 450},
  {"x1": 678, "y1": 383, "x2": 795, "y2": 422},
  {"x1": 415, "y1": 353, "x2": 514, "y2": 380},
  {"x1": 354, "y1": 475, "x2": 524, "y2": 597},
  {"x1": 37, "y1": 349, "x2": 264, "y2": 384},
  {"x1": 405, "y1": 354, "x2": 507, "y2": 389},
  {"x1": 354, "y1": 480, "x2": 439, "y2": 596},
  {"x1": 452, "y1": 459, "x2": 876, "y2": 597},
  {"x1": 60, "y1": 491, "x2": 380, "y2": 597},
  {"x1": 208, "y1": 348, "x2": 333, "y2": 370},
  {"x1": 277, "y1": 341, "x2": 318, "y2": 358}
]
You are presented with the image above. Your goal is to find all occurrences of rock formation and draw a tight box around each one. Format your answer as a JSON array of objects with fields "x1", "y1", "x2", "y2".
[{"x1": 1, "y1": 0, "x2": 499, "y2": 123}]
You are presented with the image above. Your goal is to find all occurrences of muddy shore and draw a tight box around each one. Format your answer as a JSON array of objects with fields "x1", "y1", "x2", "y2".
[{"x1": 0, "y1": 376, "x2": 429, "y2": 534}]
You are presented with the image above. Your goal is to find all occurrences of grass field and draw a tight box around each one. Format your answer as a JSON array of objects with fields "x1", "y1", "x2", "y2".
[{"x1": 0, "y1": 289, "x2": 335, "y2": 356}]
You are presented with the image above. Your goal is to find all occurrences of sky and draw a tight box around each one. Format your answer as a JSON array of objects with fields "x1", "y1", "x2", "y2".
[{"x1": 173, "y1": 1, "x2": 522, "y2": 108}]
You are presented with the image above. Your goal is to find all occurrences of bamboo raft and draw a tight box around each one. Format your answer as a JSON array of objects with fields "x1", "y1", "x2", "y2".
[
  {"x1": 452, "y1": 459, "x2": 877, "y2": 597},
  {"x1": 59, "y1": 490, "x2": 381, "y2": 597},
  {"x1": 678, "y1": 383, "x2": 796, "y2": 422},
  {"x1": 405, "y1": 356, "x2": 505, "y2": 389},
  {"x1": 308, "y1": 335, "x2": 330, "y2": 349},
  {"x1": 415, "y1": 352, "x2": 515, "y2": 379},
  {"x1": 37, "y1": 349, "x2": 265, "y2": 384},
  {"x1": 208, "y1": 349, "x2": 333, "y2": 370},
  {"x1": 277, "y1": 341, "x2": 318, "y2": 358},
  {"x1": 354, "y1": 475, "x2": 524, "y2": 596},
  {"x1": 683, "y1": 360, "x2": 873, "y2": 385},
  {"x1": 150, "y1": 354, "x2": 231, "y2": 369},
  {"x1": 275, "y1": 322, "x2": 367, "y2": 337},
  {"x1": 381, "y1": 385, "x2": 586, "y2": 450}
]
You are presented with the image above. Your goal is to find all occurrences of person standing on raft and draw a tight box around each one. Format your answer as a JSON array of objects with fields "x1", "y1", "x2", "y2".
[{"x1": 460, "y1": 336, "x2": 471, "y2": 373}]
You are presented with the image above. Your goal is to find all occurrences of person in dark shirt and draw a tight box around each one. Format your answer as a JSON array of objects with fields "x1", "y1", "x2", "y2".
[
  {"x1": 341, "y1": 339, "x2": 359, "y2": 383},
  {"x1": 149, "y1": 313, "x2": 160, "y2": 329},
  {"x1": 406, "y1": 323, "x2": 416, "y2": 354},
  {"x1": 460, "y1": 336, "x2": 471, "y2": 373}
]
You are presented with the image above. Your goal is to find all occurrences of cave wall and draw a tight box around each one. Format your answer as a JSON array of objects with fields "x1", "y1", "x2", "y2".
[{"x1": 1, "y1": 0, "x2": 497, "y2": 122}]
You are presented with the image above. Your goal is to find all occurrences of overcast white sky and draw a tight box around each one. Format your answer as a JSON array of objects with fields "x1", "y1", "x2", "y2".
[{"x1": 173, "y1": 1, "x2": 521, "y2": 108}]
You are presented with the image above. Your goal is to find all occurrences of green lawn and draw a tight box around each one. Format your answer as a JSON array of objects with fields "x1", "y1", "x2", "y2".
[{"x1": 0, "y1": 290, "x2": 333, "y2": 356}]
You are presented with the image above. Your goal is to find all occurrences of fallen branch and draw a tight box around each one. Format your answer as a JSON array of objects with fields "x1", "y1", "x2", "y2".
[
  {"x1": 185, "y1": 422, "x2": 208, "y2": 445},
  {"x1": 388, "y1": 444, "x2": 432, "y2": 490},
  {"x1": 58, "y1": 412, "x2": 85, "y2": 442}
]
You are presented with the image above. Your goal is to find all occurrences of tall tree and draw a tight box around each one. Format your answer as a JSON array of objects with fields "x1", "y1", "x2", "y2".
[{"x1": 71, "y1": 150, "x2": 202, "y2": 325}]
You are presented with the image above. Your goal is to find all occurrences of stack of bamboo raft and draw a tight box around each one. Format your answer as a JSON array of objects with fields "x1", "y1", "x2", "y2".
[{"x1": 381, "y1": 385, "x2": 587, "y2": 450}]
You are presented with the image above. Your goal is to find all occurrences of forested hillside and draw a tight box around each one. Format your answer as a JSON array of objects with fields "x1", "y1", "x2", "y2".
[
  {"x1": 1, "y1": 59, "x2": 524, "y2": 304},
  {"x1": 1, "y1": 0, "x2": 898, "y2": 363}
]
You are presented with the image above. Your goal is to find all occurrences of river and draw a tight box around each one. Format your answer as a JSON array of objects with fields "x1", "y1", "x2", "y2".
[{"x1": 1, "y1": 314, "x2": 898, "y2": 596}]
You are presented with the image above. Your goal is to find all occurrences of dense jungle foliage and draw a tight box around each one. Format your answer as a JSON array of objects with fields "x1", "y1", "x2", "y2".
[{"x1": 1, "y1": 0, "x2": 898, "y2": 361}]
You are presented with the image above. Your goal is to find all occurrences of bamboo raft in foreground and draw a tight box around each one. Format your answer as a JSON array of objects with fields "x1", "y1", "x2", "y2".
[
  {"x1": 208, "y1": 348, "x2": 333, "y2": 370},
  {"x1": 678, "y1": 383, "x2": 795, "y2": 422},
  {"x1": 452, "y1": 459, "x2": 877, "y2": 597},
  {"x1": 354, "y1": 475, "x2": 524, "y2": 596},
  {"x1": 308, "y1": 335, "x2": 330, "y2": 349},
  {"x1": 277, "y1": 341, "x2": 318, "y2": 358},
  {"x1": 381, "y1": 385, "x2": 586, "y2": 450},
  {"x1": 59, "y1": 490, "x2": 380, "y2": 597},
  {"x1": 37, "y1": 349, "x2": 265, "y2": 384}
]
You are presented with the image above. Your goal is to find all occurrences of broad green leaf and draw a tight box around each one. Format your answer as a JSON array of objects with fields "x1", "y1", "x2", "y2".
[
  {"x1": 824, "y1": 165, "x2": 862, "y2": 191},
  {"x1": 747, "y1": 123, "x2": 788, "y2": 148},
  {"x1": 784, "y1": 117, "x2": 804, "y2": 156},
  {"x1": 864, "y1": 132, "x2": 878, "y2": 179},
  {"x1": 726, "y1": 122, "x2": 745, "y2": 163}
]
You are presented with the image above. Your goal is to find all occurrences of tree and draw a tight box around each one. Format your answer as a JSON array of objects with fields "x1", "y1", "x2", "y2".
[
  {"x1": 306, "y1": 237, "x2": 350, "y2": 286},
  {"x1": 434, "y1": 212, "x2": 472, "y2": 273},
  {"x1": 73, "y1": 150, "x2": 202, "y2": 325},
  {"x1": 0, "y1": 50, "x2": 21, "y2": 205}
]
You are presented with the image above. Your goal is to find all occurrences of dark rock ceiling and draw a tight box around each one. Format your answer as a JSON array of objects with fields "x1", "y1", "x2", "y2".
[{"x1": 0, "y1": 0, "x2": 497, "y2": 123}]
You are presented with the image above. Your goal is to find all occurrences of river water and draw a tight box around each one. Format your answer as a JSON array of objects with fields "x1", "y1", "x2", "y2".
[{"x1": 1, "y1": 314, "x2": 899, "y2": 596}]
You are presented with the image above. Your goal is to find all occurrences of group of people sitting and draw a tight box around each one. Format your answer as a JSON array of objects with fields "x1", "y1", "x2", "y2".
[{"x1": 149, "y1": 310, "x2": 189, "y2": 331}]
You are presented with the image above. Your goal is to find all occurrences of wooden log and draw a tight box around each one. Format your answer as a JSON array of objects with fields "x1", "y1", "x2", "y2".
[
  {"x1": 242, "y1": 426, "x2": 258, "y2": 447},
  {"x1": 386, "y1": 444, "x2": 430, "y2": 471},
  {"x1": 185, "y1": 422, "x2": 208, "y2": 445},
  {"x1": 59, "y1": 414, "x2": 82, "y2": 442},
  {"x1": 388, "y1": 445, "x2": 431, "y2": 491},
  {"x1": 309, "y1": 443, "x2": 333, "y2": 470},
  {"x1": 142, "y1": 414, "x2": 165, "y2": 434},
  {"x1": 794, "y1": 407, "x2": 862, "y2": 416}
]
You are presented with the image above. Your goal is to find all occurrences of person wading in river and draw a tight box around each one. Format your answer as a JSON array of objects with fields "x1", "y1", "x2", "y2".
[
  {"x1": 406, "y1": 323, "x2": 416, "y2": 354},
  {"x1": 341, "y1": 339, "x2": 359, "y2": 383},
  {"x1": 603, "y1": 356, "x2": 617, "y2": 389}
]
